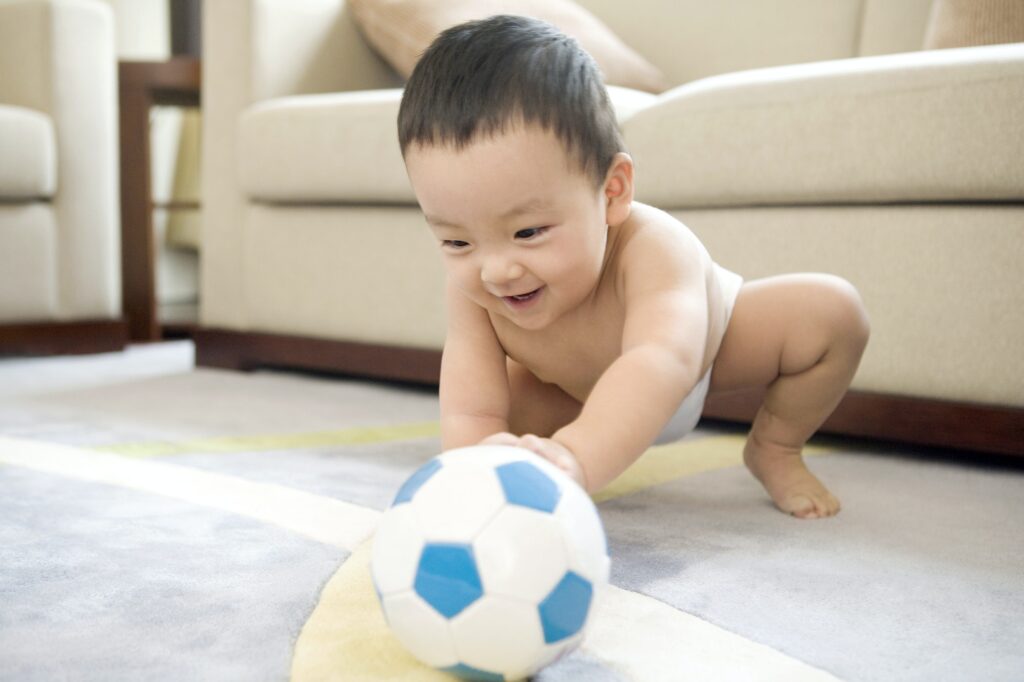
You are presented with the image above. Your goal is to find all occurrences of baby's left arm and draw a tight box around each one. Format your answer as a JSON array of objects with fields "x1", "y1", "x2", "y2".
[{"x1": 552, "y1": 223, "x2": 710, "y2": 492}]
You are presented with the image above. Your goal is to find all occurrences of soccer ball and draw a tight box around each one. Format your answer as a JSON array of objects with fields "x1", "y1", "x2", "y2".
[{"x1": 371, "y1": 444, "x2": 611, "y2": 680}]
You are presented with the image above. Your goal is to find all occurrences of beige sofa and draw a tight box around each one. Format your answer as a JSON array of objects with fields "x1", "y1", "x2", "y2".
[
  {"x1": 197, "y1": 0, "x2": 1024, "y2": 454},
  {"x1": 0, "y1": 0, "x2": 125, "y2": 354}
]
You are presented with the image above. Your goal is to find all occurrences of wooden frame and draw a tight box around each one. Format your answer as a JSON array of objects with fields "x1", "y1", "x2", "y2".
[
  {"x1": 195, "y1": 328, "x2": 1024, "y2": 457},
  {"x1": 194, "y1": 328, "x2": 443, "y2": 386},
  {"x1": 0, "y1": 320, "x2": 128, "y2": 357},
  {"x1": 703, "y1": 389, "x2": 1024, "y2": 457},
  {"x1": 118, "y1": 57, "x2": 201, "y2": 342}
]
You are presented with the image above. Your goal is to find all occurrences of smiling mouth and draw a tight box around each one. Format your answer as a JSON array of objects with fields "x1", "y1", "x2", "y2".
[{"x1": 502, "y1": 287, "x2": 543, "y2": 306}]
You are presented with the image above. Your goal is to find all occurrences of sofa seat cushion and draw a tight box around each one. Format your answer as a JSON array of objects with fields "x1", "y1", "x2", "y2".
[
  {"x1": 0, "y1": 204, "x2": 57, "y2": 322},
  {"x1": 0, "y1": 105, "x2": 56, "y2": 200},
  {"x1": 239, "y1": 86, "x2": 656, "y2": 204},
  {"x1": 624, "y1": 43, "x2": 1024, "y2": 208}
]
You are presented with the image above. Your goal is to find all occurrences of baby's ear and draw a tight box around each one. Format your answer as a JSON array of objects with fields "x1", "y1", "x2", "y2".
[{"x1": 603, "y1": 153, "x2": 635, "y2": 227}]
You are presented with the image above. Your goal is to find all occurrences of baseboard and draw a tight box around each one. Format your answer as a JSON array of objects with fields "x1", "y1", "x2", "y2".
[
  {"x1": 193, "y1": 327, "x2": 442, "y2": 385},
  {"x1": 0, "y1": 319, "x2": 128, "y2": 356},
  {"x1": 194, "y1": 327, "x2": 1023, "y2": 457},
  {"x1": 703, "y1": 389, "x2": 1024, "y2": 457}
]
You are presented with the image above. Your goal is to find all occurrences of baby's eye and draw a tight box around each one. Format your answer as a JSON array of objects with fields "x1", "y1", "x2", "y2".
[
  {"x1": 515, "y1": 227, "x2": 548, "y2": 240},
  {"x1": 442, "y1": 240, "x2": 469, "y2": 249}
]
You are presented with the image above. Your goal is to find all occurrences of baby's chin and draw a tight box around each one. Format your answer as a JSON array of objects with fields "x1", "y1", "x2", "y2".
[{"x1": 487, "y1": 300, "x2": 557, "y2": 332}]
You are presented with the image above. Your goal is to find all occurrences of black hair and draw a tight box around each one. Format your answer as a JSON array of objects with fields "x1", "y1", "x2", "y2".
[{"x1": 397, "y1": 15, "x2": 624, "y2": 187}]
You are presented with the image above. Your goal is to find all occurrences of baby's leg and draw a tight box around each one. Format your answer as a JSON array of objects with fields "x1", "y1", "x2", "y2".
[
  {"x1": 710, "y1": 274, "x2": 870, "y2": 518},
  {"x1": 506, "y1": 358, "x2": 582, "y2": 438}
]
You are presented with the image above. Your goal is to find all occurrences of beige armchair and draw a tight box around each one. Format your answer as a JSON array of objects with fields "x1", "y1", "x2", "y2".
[
  {"x1": 196, "y1": 0, "x2": 1024, "y2": 455},
  {"x1": 0, "y1": 0, "x2": 125, "y2": 355}
]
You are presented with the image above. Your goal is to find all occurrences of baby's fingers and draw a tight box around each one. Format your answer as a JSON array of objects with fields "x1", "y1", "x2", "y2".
[
  {"x1": 519, "y1": 435, "x2": 587, "y2": 490},
  {"x1": 480, "y1": 432, "x2": 519, "y2": 447},
  {"x1": 519, "y1": 434, "x2": 565, "y2": 466},
  {"x1": 518, "y1": 434, "x2": 547, "y2": 454}
]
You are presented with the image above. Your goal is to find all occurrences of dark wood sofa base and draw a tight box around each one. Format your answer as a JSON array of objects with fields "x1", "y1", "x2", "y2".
[
  {"x1": 194, "y1": 328, "x2": 1023, "y2": 458},
  {"x1": 703, "y1": 389, "x2": 1023, "y2": 458},
  {"x1": 0, "y1": 319, "x2": 128, "y2": 357},
  {"x1": 194, "y1": 328, "x2": 443, "y2": 386}
]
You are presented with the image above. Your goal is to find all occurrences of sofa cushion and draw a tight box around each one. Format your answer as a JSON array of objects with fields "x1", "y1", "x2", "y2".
[
  {"x1": 923, "y1": 0, "x2": 1024, "y2": 49},
  {"x1": 0, "y1": 204, "x2": 57, "y2": 322},
  {"x1": 239, "y1": 86, "x2": 656, "y2": 204},
  {"x1": 347, "y1": 0, "x2": 667, "y2": 93},
  {"x1": 0, "y1": 105, "x2": 56, "y2": 200},
  {"x1": 624, "y1": 43, "x2": 1024, "y2": 208}
]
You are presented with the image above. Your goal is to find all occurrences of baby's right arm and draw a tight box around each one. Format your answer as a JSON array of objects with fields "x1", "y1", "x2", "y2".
[{"x1": 438, "y1": 281, "x2": 511, "y2": 449}]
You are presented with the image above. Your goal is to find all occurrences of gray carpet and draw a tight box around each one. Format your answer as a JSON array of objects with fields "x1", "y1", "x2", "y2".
[
  {"x1": 603, "y1": 450, "x2": 1024, "y2": 681},
  {"x1": 1, "y1": 343, "x2": 1022, "y2": 680},
  {"x1": 0, "y1": 466, "x2": 344, "y2": 681}
]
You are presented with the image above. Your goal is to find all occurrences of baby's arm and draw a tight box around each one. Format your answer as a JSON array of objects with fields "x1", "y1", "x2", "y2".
[
  {"x1": 553, "y1": 223, "x2": 710, "y2": 492},
  {"x1": 438, "y1": 280, "x2": 511, "y2": 449}
]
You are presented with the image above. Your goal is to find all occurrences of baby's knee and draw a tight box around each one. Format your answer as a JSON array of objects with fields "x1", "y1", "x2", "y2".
[{"x1": 816, "y1": 275, "x2": 870, "y2": 350}]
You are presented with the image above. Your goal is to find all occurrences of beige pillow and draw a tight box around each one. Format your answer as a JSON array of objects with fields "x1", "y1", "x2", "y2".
[
  {"x1": 923, "y1": 0, "x2": 1024, "y2": 49},
  {"x1": 348, "y1": 0, "x2": 668, "y2": 93}
]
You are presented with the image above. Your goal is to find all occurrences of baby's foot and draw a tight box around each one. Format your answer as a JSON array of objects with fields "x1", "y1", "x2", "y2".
[{"x1": 743, "y1": 435, "x2": 840, "y2": 519}]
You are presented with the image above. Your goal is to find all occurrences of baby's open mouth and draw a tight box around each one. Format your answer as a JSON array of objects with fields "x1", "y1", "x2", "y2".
[{"x1": 503, "y1": 287, "x2": 543, "y2": 304}]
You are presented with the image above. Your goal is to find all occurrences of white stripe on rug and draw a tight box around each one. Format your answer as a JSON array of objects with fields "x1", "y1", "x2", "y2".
[
  {"x1": 1, "y1": 435, "x2": 839, "y2": 680},
  {"x1": 586, "y1": 584, "x2": 841, "y2": 681},
  {"x1": 0, "y1": 436, "x2": 379, "y2": 549}
]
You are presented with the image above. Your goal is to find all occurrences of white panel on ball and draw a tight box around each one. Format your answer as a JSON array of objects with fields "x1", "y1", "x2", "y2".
[
  {"x1": 412, "y1": 465, "x2": 505, "y2": 541},
  {"x1": 541, "y1": 632, "x2": 584, "y2": 670},
  {"x1": 475, "y1": 506, "x2": 570, "y2": 602},
  {"x1": 451, "y1": 595, "x2": 547, "y2": 678},
  {"x1": 371, "y1": 503, "x2": 425, "y2": 593},
  {"x1": 381, "y1": 591, "x2": 459, "y2": 668},
  {"x1": 554, "y1": 483, "x2": 611, "y2": 584}
]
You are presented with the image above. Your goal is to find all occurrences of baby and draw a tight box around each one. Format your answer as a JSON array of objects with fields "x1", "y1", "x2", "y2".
[{"x1": 398, "y1": 16, "x2": 870, "y2": 519}]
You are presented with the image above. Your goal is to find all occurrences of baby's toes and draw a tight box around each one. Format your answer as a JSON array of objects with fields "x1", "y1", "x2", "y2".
[
  {"x1": 782, "y1": 494, "x2": 818, "y2": 519},
  {"x1": 821, "y1": 491, "x2": 841, "y2": 517},
  {"x1": 785, "y1": 491, "x2": 841, "y2": 519}
]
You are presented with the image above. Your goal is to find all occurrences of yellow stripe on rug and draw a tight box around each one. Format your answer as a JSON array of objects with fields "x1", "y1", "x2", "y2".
[
  {"x1": 92, "y1": 425, "x2": 827, "y2": 507},
  {"x1": 593, "y1": 434, "x2": 829, "y2": 503},
  {"x1": 291, "y1": 541, "x2": 841, "y2": 682},
  {"x1": 93, "y1": 421, "x2": 441, "y2": 457}
]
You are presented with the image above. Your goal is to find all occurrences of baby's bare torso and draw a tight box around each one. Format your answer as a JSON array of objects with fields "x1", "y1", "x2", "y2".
[{"x1": 489, "y1": 204, "x2": 729, "y2": 403}]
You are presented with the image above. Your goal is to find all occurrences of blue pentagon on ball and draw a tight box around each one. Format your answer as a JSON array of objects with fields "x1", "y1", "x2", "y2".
[
  {"x1": 496, "y1": 460, "x2": 562, "y2": 512},
  {"x1": 415, "y1": 543, "x2": 483, "y2": 618},
  {"x1": 442, "y1": 663, "x2": 505, "y2": 681},
  {"x1": 539, "y1": 571, "x2": 594, "y2": 643},
  {"x1": 392, "y1": 458, "x2": 443, "y2": 505}
]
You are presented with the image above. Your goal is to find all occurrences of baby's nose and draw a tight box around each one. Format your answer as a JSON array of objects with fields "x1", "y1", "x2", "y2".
[{"x1": 481, "y1": 256, "x2": 525, "y2": 286}]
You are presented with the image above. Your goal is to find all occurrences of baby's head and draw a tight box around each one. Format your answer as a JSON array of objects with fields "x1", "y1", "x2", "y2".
[
  {"x1": 398, "y1": 14, "x2": 624, "y2": 188},
  {"x1": 398, "y1": 15, "x2": 634, "y2": 330}
]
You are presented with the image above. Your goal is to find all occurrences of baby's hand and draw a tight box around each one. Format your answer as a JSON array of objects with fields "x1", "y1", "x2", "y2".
[{"x1": 480, "y1": 432, "x2": 588, "y2": 491}]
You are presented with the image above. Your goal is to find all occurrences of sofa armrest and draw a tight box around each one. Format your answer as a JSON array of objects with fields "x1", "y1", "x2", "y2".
[
  {"x1": 0, "y1": 0, "x2": 120, "y2": 319},
  {"x1": 624, "y1": 43, "x2": 1024, "y2": 208},
  {"x1": 202, "y1": 0, "x2": 402, "y2": 329}
]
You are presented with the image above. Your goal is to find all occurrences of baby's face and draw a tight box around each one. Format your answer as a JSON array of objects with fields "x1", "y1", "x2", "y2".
[{"x1": 405, "y1": 125, "x2": 611, "y2": 331}]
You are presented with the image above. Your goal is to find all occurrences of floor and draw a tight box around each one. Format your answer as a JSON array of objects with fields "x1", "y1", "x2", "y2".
[{"x1": 3, "y1": 342, "x2": 1023, "y2": 681}]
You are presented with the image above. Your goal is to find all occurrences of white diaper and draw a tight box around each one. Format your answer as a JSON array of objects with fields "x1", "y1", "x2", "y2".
[{"x1": 654, "y1": 264, "x2": 743, "y2": 445}]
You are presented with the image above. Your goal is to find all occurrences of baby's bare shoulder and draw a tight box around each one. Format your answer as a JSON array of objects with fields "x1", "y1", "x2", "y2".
[{"x1": 617, "y1": 203, "x2": 712, "y2": 275}]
